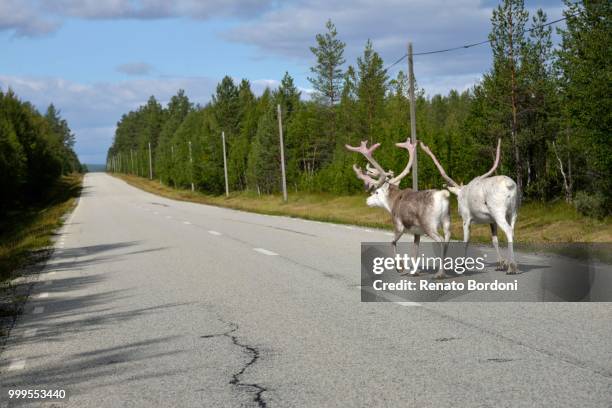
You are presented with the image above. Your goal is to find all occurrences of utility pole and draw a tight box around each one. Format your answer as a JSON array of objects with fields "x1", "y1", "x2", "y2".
[
  {"x1": 408, "y1": 42, "x2": 418, "y2": 191},
  {"x1": 277, "y1": 104, "x2": 288, "y2": 202},
  {"x1": 148, "y1": 142, "x2": 153, "y2": 180},
  {"x1": 221, "y1": 131, "x2": 229, "y2": 197},
  {"x1": 188, "y1": 140, "x2": 194, "y2": 192}
]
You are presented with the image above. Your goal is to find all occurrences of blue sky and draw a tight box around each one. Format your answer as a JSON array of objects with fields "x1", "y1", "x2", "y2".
[{"x1": 0, "y1": 0, "x2": 564, "y2": 164}]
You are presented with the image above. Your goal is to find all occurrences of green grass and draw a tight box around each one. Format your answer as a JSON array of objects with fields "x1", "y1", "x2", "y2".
[
  {"x1": 114, "y1": 173, "x2": 611, "y2": 243},
  {"x1": 0, "y1": 174, "x2": 83, "y2": 282}
]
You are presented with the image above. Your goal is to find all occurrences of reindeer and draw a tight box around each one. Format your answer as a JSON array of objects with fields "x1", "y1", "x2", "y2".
[
  {"x1": 419, "y1": 139, "x2": 520, "y2": 274},
  {"x1": 346, "y1": 139, "x2": 451, "y2": 279}
]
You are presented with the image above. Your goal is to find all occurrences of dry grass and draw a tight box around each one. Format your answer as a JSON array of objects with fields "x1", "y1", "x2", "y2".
[
  {"x1": 0, "y1": 174, "x2": 82, "y2": 282},
  {"x1": 115, "y1": 173, "x2": 612, "y2": 243}
]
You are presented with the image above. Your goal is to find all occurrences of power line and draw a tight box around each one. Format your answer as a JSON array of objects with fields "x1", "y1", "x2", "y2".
[{"x1": 383, "y1": 14, "x2": 572, "y2": 72}]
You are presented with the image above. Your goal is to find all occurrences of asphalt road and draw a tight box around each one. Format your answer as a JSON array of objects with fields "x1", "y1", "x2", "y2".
[{"x1": 1, "y1": 173, "x2": 611, "y2": 407}]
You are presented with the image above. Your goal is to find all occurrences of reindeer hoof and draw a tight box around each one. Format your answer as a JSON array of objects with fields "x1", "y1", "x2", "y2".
[
  {"x1": 496, "y1": 259, "x2": 508, "y2": 271},
  {"x1": 433, "y1": 271, "x2": 447, "y2": 279},
  {"x1": 506, "y1": 262, "x2": 519, "y2": 275}
]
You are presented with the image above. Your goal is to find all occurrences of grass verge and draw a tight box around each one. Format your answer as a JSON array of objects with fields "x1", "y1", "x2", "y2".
[
  {"x1": 113, "y1": 173, "x2": 611, "y2": 243},
  {"x1": 0, "y1": 174, "x2": 83, "y2": 283}
]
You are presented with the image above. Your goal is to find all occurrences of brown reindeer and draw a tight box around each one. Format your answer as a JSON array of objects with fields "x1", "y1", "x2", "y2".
[{"x1": 346, "y1": 139, "x2": 451, "y2": 278}]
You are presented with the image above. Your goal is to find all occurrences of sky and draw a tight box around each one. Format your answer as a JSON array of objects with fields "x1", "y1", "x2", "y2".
[{"x1": 0, "y1": 0, "x2": 564, "y2": 164}]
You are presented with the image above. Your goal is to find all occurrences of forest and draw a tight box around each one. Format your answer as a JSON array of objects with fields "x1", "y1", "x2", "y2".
[
  {"x1": 107, "y1": 0, "x2": 611, "y2": 218},
  {"x1": 0, "y1": 89, "x2": 83, "y2": 213}
]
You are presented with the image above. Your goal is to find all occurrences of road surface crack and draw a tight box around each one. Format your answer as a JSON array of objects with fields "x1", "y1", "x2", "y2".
[{"x1": 201, "y1": 321, "x2": 267, "y2": 407}]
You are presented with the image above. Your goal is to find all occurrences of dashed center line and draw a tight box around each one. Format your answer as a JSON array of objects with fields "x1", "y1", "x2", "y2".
[
  {"x1": 183, "y1": 221, "x2": 191, "y2": 225},
  {"x1": 165, "y1": 215, "x2": 172, "y2": 219},
  {"x1": 397, "y1": 301, "x2": 421, "y2": 307},
  {"x1": 33, "y1": 306, "x2": 44, "y2": 314},
  {"x1": 36, "y1": 293, "x2": 49, "y2": 299},
  {"x1": 208, "y1": 230, "x2": 222, "y2": 236},
  {"x1": 253, "y1": 248, "x2": 279, "y2": 256},
  {"x1": 8, "y1": 359, "x2": 26, "y2": 371}
]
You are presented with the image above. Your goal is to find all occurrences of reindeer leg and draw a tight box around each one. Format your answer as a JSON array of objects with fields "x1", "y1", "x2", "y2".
[
  {"x1": 426, "y1": 229, "x2": 447, "y2": 279},
  {"x1": 392, "y1": 224, "x2": 408, "y2": 275},
  {"x1": 490, "y1": 223, "x2": 506, "y2": 271},
  {"x1": 462, "y1": 218, "x2": 471, "y2": 258},
  {"x1": 410, "y1": 234, "x2": 421, "y2": 276},
  {"x1": 496, "y1": 218, "x2": 518, "y2": 274}
]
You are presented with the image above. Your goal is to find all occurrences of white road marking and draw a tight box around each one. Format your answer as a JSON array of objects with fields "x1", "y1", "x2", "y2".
[
  {"x1": 397, "y1": 301, "x2": 422, "y2": 307},
  {"x1": 33, "y1": 306, "x2": 44, "y2": 314},
  {"x1": 24, "y1": 328, "x2": 37, "y2": 337},
  {"x1": 44, "y1": 280, "x2": 53, "y2": 286},
  {"x1": 208, "y1": 230, "x2": 222, "y2": 236},
  {"x1": 253, "y1": 248, "x2": 279, "y2": 256},
  {"x1": 36, "y1": 293, "x2": 49, "y2": 299},
  {"x1": 165, "y1": 215, "x2": 172, "y2": 219},
  {"x1": 183, "y1": 221, "x2": 191, "y2": 225},
  {"x1": 386, "y1": 232, "x2": 394, "y2": 236},
  {"x1": 345, "y1": 226, "x2": 355, "y2": 230},
  {"x1": 8, "y1": 359, "x2": 26, "y2": 371},
  {"x1": 358, "y1": 285, "x2": 422, "y2": 307},
  {"x1": 48, "y1": 271, "x2": 56, "y2": 276}
]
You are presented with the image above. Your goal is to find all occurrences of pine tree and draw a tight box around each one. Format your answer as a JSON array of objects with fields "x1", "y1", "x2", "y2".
[
  {"x1": 308, "y1": 20, "x2": 346, "y2": 149},
  {"x1": 556, "y1": 0, "x2": 612, "y2": 213},
  {"x1": 489, "y1": 0, "x2": 529, "y2": 194},
  {"x1": 356, "y1": 39, "x2": 388, "y2": 144},
  {"x1": 308, "y1": 19, "x2": 346, "y2": 106}
]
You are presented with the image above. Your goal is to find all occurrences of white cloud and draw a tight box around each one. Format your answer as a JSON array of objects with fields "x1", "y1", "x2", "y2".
[
  {"x1": 0, "y1": 74, "x2": 219, "y2": 163},
  {"x1": 0, "y1": 0, "x2": 59, "y2": 37},
  {"x1": 0, "y1": 0, "x2": 278, "y2": 36},
  {"x1": 116, "y1": 62, "x2": 154, "y2": 76}
]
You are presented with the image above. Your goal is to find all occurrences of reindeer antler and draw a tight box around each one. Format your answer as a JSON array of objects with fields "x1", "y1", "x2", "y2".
[
  {"x1": 352, "y1": 165, "x2": 380, "y2": 190},
  {"x1": 419, "y1": 141, "x2": 459, "y2": 187},
  {"x1": 477, "y1": 138, "x2": 501, "y2": 179},
  {"x1": 389, "y1": 139, "x2": 416, "y2": 186},
  {"x1": 346, "y1": 141, "x2": 389, "y2": 190},
  {"x1": 365, "y1": 163, "x2": 394, "y2": 178}
]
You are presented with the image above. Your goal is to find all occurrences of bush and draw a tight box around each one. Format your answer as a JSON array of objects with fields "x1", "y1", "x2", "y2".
[{"x1": 574, "y1": 191, "x2": 609, "y2": 219}]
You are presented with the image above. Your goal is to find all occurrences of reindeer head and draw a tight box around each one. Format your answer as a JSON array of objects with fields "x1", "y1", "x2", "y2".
[{"x1": 346, "y1": 139, "x2": 416, "y2": 213}]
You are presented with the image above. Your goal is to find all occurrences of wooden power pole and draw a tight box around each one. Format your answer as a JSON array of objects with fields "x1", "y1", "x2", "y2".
[
  {"x1": 277, "y1": 104, "x2": 288, "y2": 202},
  {"x1": 148, "y1": 142, "x2": 153, "y2": 180},
  {"x1": 221, "y1": 131, "x2": 229, "y2": 197},
  {"x1": 188, "y1": 140, "x2": 194, "y2": 192}
]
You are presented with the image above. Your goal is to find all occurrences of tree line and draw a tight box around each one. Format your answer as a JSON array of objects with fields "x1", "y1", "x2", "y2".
[
  {"x1": 107, "y1": 0, "x2": 610, "y2": 217},
  {"x1": 0, "y1": 89, "x2": 83, "y2": 213}
]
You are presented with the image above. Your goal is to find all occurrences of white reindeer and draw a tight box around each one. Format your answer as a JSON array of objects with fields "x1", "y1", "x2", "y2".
[
  {"x1": 346, "y1": 139, "x2": 451, "y2": 278},
  {"x1": 420, "y1": 139, "x2": 520, "y2": 274}
]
